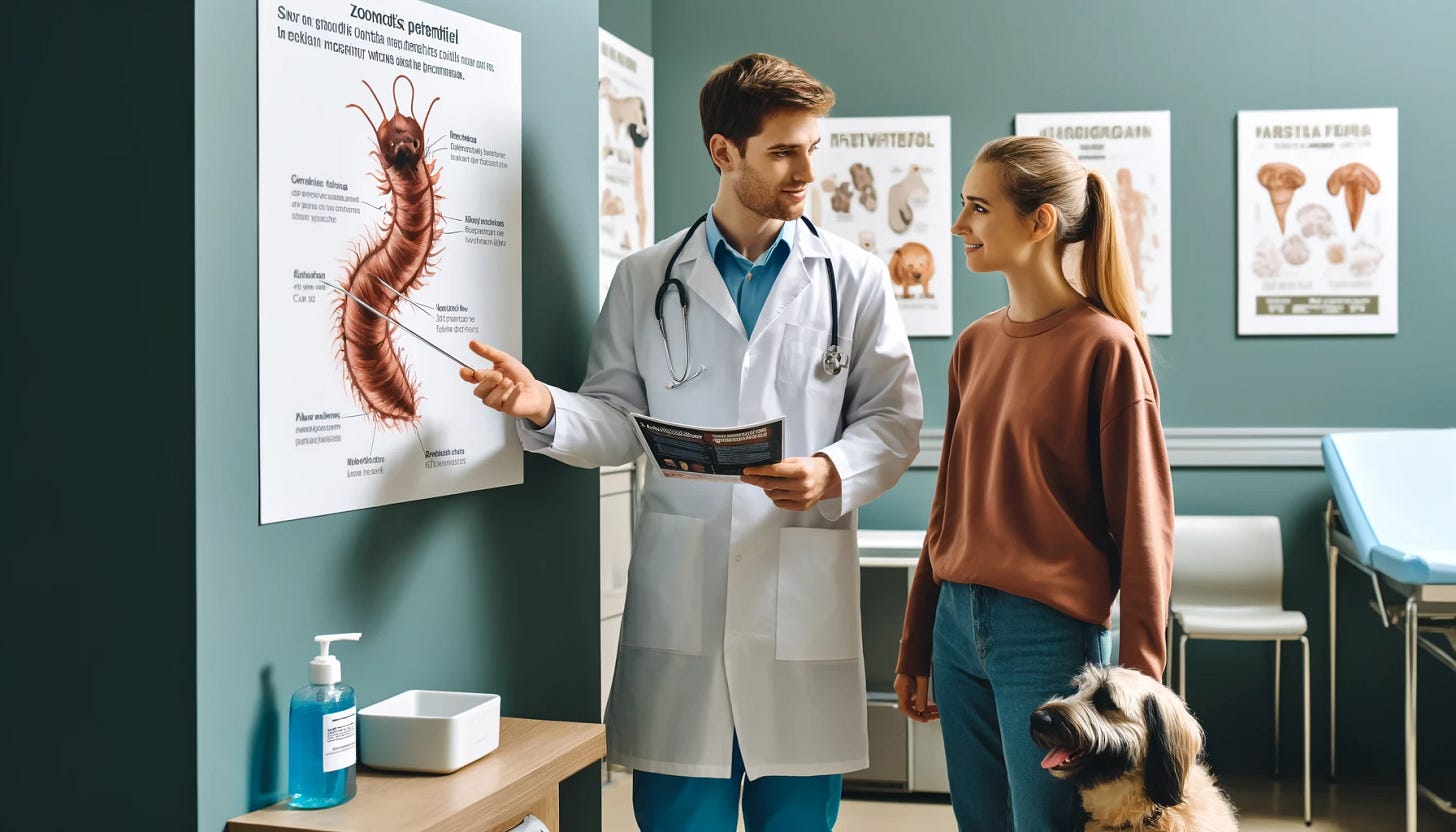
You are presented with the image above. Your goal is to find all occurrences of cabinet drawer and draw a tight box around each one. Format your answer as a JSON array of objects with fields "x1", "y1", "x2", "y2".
[{"x1": 845, "y1": 697, "x2": 907, "y2": 791}]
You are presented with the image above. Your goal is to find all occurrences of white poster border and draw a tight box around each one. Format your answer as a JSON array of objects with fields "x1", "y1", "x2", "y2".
[
  {"x1": 1236, "y1": 107, "x2": 1398, "y2": 336},
  {"x1": 257, "y1": 0, "x2": 524, "y2": 523},
  {"x1": 598, "y1": 29, "x2": 654, "y2": 308},
  {"x1": 808, "y1": 115, "x2": 953, "y2": 338}
]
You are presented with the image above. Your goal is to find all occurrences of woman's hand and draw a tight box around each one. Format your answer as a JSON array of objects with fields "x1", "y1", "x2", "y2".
[{"x1": 894, "y1": 673, "x2": 938, "y2": 723}]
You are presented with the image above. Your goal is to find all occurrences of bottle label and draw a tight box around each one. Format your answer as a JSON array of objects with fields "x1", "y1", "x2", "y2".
[{"x1": 322, "y1": 706, "x2": 357, "y2": 773}]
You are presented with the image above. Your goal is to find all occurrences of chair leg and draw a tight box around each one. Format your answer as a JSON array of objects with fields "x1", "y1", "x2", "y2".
[
  {"x1": 1405, "y1": 597, "x2": 1418, "y2": 832},
  {"x1": 1328, "y1": 528, "x2": 1338, "y2": 782},
  {"x1": 1178, "y1": 634, "x2": 1188, "y2": 700},
  {"x1": 1274, "y1": 639, "x2": 1282, "y2": 777},
  {"x1": 1302, "y1": 635, "x2": 1311, "y2": 826},
  {"x1": 1164, "y1": 618, "x2": 1173, "y2": 686}
]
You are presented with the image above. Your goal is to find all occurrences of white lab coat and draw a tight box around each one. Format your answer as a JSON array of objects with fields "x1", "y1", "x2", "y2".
[{"x1": 520, "y1": 218, "x2": 922, "y2": 779}]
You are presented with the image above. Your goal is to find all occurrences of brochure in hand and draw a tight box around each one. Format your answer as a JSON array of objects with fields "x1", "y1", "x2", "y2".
[{"x1": 630, "y1": 413, "x2": 785, "y2": 481}]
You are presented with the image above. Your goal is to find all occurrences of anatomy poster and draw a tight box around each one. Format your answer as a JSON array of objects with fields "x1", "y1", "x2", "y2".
[
  {"x1": 807, "y1": 116, "x2": 952, "y2": 337},
  {"x1": 598, "y1": 29, "x2": 654, "y2": 307},
  {"x1": 258, "y1": 0, "x2": 522, "y2": 523},
  {"x1": 1237, "y1": 108, "x2": 1398, "y2": 335},
  {"x1": 1015, "y1": 111, "x2": 1172, "y2": 336}
]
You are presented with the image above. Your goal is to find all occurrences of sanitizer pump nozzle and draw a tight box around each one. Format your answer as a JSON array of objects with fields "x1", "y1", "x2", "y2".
[{"x1": 309, "y1": 632, "x2": 361, "y2": 685}]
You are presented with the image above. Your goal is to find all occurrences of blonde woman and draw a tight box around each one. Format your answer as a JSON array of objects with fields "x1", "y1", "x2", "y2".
[{"x1": 894, "y1": 136, "x2": 1174, "y2": 830}]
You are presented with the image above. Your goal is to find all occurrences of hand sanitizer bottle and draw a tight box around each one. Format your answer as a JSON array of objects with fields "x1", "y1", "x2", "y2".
[{"x1": 288, "y1": 633, "x2": 362, "y2": 809}]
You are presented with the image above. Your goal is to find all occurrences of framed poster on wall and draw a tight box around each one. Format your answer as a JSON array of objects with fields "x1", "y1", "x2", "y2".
[
  {"x1": 258, "y1": 0, "x2": 524, "y2": 523},
  {"x1": 806, "y1": 116, "x2": 953, "y2": 337},
  {"x1": 598, "y1": 29, "x2": 654, "y2": 308},
  {"x1": 1015, "y1": 110, "x2": 1172, "y2": 336},
  {"x1": 1237, "y1": 107, "x2": 1398, "y2": 335}
]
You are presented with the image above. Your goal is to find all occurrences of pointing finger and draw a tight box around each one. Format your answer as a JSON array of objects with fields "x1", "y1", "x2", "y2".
[
  {"x1": 473, "y1": 372, "x2": 505, "y2": 400},
  {"x1": 468, "y1": 340, "x2": 513, "y2": 366}
]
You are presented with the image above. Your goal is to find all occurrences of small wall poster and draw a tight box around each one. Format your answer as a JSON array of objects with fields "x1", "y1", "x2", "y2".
[
  {"x1": 807, "y1": 116, "x2": 953, "y2": 337},
  {"x1": 1237, "y1": 107, "x2": 1398, "y2": 335},
  {"x1": 598, "y1": 29, "x2": 654, "y2": 308}
]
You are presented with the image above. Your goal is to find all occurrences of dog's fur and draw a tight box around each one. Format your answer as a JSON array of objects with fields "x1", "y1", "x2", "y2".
[{"x1": 1031, "y1": 666, "x2": 1238, "y2": 831}]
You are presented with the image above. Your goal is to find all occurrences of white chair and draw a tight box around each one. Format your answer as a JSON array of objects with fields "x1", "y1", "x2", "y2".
[{"x1": 1170, "y1": 515, "x2": 1310, "y2": 826}]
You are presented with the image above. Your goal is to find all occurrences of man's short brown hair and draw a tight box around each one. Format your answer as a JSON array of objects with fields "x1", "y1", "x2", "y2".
[{"x1": 699, "y1": 53, "x2": 834, "y2": 172}]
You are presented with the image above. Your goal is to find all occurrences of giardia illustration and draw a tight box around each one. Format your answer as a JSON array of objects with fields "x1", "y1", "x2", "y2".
[{"x1": 339, "y1": 74, "x2": 444, "y2": 428}]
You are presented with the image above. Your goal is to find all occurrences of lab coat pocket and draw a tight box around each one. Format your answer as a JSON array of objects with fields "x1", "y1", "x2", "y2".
[
  {"x1": 621, "y1": 512, "x2": 705, "y2": 655},
  {"x1": 775, "y1": 323, "x2": 852, "y2": 393},
  {"x1": 774, "y1": 323, "x2": 852, "y2": 451},
  {"x1": 776, "y1": 527, "x2": 861, "y2": 661}
]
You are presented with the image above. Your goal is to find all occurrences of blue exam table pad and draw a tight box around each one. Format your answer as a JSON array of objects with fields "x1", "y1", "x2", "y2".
[{"x1": 1322, "y1": 429, "x2": 1456, "y2": 586}]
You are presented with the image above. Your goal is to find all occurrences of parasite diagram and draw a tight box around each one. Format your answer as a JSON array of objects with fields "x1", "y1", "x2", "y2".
[{"x1": 338, "y1": 75, "x2": 445, "y2": 428}]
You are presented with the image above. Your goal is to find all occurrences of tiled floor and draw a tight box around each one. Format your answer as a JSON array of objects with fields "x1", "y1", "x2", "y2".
[{"x1": 602, "y1": 770, "x2": 1456, "y2": 831}]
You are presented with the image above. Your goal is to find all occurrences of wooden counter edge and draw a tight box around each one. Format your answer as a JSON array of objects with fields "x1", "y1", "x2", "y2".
[{"x1": 227, "y1": 718, "x2": 606, "y2": 832}]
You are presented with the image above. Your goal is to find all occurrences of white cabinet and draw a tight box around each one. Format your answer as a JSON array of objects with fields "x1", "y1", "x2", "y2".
[
  {"x1": 849, "y1": 529, "x2": 949, "y2": 795},
  {"x1": 599, "y1": 464, "x2": 637, "y2": 720}
]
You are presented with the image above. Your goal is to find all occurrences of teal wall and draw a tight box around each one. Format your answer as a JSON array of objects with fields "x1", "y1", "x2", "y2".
[
  {"x1": 600, "y1": 0, "x2": 650, "y2": 54},
  {"x1": 652, "y1": 0, "x2": 1456, "y2": 430},
  {"x1": 7, "y1": 2, "x2": 1454, "y2": 827},
  {"x1": 652, "y1": 0, "x2": 1456, "y2": 780},
  {"x1": 196, "y1": 1, "x2": 602, "y2": 830},
  {"x1": 3, "y1": 2, "x2": 197, "y2": 828}
]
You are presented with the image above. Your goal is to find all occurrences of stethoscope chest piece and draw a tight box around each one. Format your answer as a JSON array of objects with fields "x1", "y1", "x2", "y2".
[{"x1": 822, "y1": 344, "x2": 847, "y2": 376}]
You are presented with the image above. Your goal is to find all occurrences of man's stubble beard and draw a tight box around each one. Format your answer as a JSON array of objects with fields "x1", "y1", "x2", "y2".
[{"x1": 734, "y1": 164, "x2": 803, "y2": 222}]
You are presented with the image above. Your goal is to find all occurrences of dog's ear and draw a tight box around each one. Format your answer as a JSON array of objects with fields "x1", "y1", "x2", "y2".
[{"x1": 1142, "y1": 693, "x2": 1196, "y2": 808}]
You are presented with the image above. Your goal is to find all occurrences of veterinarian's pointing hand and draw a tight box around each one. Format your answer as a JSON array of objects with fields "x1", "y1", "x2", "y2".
[{"x1": 460, "y1": 341, "x2": 555, "y2": 428}]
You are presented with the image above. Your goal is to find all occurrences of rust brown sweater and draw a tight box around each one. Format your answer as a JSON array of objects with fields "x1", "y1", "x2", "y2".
[{"x1": 897, "y1": 301, "x2": 1174, "y2": 680}]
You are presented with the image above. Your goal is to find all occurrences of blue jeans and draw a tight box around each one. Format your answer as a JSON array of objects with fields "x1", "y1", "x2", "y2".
[
  {"x1": 933, "y1": 582, "x2": 1110, "y2": 831},
  {"x1": 632, "y1": 736, "x2": 842, "y2": 832}
]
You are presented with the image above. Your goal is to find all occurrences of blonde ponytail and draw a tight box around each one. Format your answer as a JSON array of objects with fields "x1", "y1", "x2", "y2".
[{"x1": 1080, "y1": 169, "x2": 1149, "y2": 359}]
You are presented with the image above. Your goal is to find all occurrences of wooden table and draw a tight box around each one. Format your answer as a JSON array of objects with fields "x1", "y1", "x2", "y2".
[{"x1": 228, "y1": 718, "x2": 606, "y2": 832}]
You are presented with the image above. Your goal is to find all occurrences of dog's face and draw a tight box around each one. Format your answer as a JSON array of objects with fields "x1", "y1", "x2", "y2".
[{"x1": 1030, "y1": 665, "x2": 1204, "y2": 809}]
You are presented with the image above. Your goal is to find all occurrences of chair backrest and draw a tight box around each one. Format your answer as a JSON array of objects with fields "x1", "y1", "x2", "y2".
[{"x1": 1171, "y1": 515, "x2": 1285, "y2": 609}]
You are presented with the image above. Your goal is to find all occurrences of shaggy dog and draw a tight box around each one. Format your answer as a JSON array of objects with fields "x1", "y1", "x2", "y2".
[{"x1": 1031, "y1": 666, "x2": 1238, "y2": 831}]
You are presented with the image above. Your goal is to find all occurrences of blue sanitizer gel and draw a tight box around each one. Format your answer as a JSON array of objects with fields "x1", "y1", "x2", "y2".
[{"x1": 288, "y1": 633, "x2": 361, "y2": 809}]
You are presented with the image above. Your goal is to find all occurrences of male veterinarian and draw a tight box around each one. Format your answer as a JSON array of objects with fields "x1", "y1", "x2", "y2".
[{"x1": 460, "y1": 53, "x2": 921, "y2": 831}]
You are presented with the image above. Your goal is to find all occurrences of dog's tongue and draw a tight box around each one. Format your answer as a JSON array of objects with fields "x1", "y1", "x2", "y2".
[{"x1": 1041, "y1": 748, "x2": 1072, "y2": 770}]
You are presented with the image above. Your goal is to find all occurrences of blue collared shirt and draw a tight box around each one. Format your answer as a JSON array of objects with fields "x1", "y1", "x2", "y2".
[{"x1": 705, "y1": 207, "x2": 796, "y2": 337}]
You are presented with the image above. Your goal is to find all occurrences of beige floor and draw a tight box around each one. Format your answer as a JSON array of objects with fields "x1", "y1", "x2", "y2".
[{"x1": 601, "y1": 770, "x2": 1456, "y2": 831}]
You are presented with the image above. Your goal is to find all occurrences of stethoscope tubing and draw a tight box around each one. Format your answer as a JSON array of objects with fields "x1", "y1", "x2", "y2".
[{"x1": 654, "y1": 214, "x2": 842, "y2": 388}]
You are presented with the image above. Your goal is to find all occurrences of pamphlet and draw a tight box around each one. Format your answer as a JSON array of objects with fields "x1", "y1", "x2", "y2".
[{"x1": 631, "y1": 414, "x2": 785, "y2": 481}]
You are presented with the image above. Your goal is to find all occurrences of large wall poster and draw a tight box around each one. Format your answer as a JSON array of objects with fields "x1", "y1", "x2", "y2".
[
  {"x1": 807, "y1": 116, "x2": 953, "y2": 337},
  {"x1": 1015, "y1": 111, "x2": 1173, "y2": 336},
  {"x1": 598, "y1": 29, "x2": 654, "y2": 308},
  {"x1": 1237, "y1": 108, "x2": 1398, "y2": 335},
  {"x1": 259, "y1": 0, "x2": 523, "y2": 524}
]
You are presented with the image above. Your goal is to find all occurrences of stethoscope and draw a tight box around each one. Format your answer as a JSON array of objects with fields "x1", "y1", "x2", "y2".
[{"x1": 655, "y1": 214, "x2": 845, "y2": 389}]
